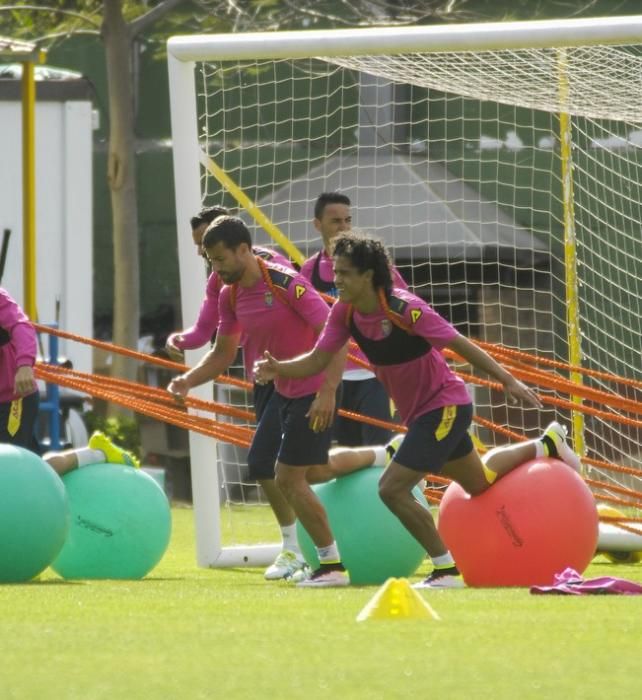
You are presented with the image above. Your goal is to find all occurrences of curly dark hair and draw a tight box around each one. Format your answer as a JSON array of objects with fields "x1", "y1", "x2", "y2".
[
  {"x1": 331, "y1": 232, "x2": 393, "y2": 298},
  {"x1": 190, "y1": 205, "x2": 229, "y2": 231}
]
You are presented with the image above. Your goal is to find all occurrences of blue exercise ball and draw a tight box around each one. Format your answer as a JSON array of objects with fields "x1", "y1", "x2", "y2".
[
  {"x1": 52, "y1": 463, "x2": 171, "y2": 579},
  {"x1": 0, "y1": 444, "x2": 69, "y2": 582},
  {"x1": 297, "y1": 467, "x2": 428, "y2": 585}
]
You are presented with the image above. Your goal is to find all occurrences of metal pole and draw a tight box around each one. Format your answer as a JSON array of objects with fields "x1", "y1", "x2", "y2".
[
  {"x1": 558, "y1": 49, "x2": 585, "y2": 463},
  {"x1": 21, "y1": 60, "x2": 37, "y2": 319}
]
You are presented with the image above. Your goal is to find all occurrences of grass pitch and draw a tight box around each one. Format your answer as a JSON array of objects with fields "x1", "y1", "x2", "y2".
[{"x1": 1, "y1": 505, "x2": 641, "y2": 699}]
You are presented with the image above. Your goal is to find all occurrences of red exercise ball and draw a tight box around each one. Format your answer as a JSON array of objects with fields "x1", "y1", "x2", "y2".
[{"x1": 438, "y1": 458, "x2": 598, "y2": 587}]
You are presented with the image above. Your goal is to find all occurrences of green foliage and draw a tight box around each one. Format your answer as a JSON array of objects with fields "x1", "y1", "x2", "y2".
[
  {"x1": 6, "y1": 0, "x2": 642, "y2": 51},
  {"x1": 0, "y1": 0, "x2": 231, "y2": 50},
  {"x1": 0, "y1": 1, "x2": 103, "y2": 43},
  {"x1": 83, "y1": 410, "x2": 141, "y2": 459}
]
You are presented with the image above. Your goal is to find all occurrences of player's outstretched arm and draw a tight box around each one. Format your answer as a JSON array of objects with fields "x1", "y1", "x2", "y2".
[
  {"x1": 167, "y1": 332, "x2": 240, "y2": 398},
  {"x1": 165, "y1": 332, "x2": 185, "y2": 361},
  {"x1": 166, "y1": 287, "x2": 220, "y2": 355},
  {"x1": 447, "y1": 334, "x2": 542, "y2": 408},
  {"x1": 254, "y1": 347, "x2": 334, "y2": 384},
  {"x1": 307, "y1": 342, "x2": 349, "y2": 432}
]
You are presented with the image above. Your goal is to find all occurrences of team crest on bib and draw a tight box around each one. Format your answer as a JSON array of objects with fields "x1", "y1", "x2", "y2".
[
  {"x1": 295, "y1": 284, "x2": 307, "y2": 299},
  {"x1": 264, "y1": 292, "x2": 273, "y2": 307},
  {"x1": 381, "y1": 319, "x2": 392, "y2": 337}
]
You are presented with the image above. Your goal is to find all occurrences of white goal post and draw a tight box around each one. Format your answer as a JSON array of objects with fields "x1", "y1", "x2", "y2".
[{"x1": 167, "y1": 16, "x2": 642, "y2": 567}]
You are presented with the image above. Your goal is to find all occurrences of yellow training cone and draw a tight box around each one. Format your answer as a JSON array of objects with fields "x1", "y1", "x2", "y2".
[{"x1": 356, "y1": 577, "x2": 441, "y2": 621}]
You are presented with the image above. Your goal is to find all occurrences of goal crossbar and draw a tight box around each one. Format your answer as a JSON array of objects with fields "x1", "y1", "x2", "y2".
[
  {"x1": 167, "y1": 15, "x2": 642, "y2": 568},
  {"x1": 168, "y1": 15, "x2": 642, "y2": 62}
]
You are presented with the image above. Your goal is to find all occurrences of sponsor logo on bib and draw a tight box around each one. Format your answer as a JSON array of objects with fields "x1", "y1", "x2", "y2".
[{"x1": 410, "y1": 309, "x2": 422, "y2": 324}]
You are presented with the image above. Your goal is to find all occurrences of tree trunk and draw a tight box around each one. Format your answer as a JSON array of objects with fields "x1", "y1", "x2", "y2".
[{"x1": 102, "y1": 0, "x2": 140, "y2": 399}]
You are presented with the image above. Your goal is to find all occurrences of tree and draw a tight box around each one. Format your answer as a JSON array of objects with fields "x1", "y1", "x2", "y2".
[{"x1": 2, "y1": 1, "x2": 198, "y2": 392}]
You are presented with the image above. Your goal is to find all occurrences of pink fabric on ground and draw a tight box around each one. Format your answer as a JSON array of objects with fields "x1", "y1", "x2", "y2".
[{"x1": 530, "y1": 567, "x2": 642, "y2": 595}]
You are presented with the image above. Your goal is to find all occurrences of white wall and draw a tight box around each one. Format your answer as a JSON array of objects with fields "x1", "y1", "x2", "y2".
[{"x1": 0, "y1": 98, "x2": 93, "y2": 373}]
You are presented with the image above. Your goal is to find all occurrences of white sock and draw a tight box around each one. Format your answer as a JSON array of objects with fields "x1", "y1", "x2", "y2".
[
  {"x1": 372, "y1": 446, "x2": 387, "y2": 466},
  {"x1": 316, "y1": 541, "x2": 341, "y2": 564},
  {"x1": 75, "y1": 448, "x2": 105, "y2": 468},
  {"x1": 280, "y1": 523, "x2": 301, "y2": 556},
  {"x1": 534, "y1": 440, "x2": 545, "y2": 458},
  {"x1": 431, "y1": 552, "x2": 456, "y2": 569}
]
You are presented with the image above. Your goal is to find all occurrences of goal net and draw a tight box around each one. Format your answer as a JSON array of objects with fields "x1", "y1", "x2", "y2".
[{"x1": 167, "y1": 16, "x2": 642, "y2": 567}]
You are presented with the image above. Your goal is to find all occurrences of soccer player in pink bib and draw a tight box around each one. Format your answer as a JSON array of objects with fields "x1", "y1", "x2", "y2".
[
  {"x1": 165, "y1": 211, "x2": 389, "y2": 583},
  {"x1": 166, "y1": 205, "x2": 292, "y2": 362},
  {"x1": 254, "y1": 232, "x2": 582, "y2": 588},
  {"x1": 0, "y1": 287, "x2": 40, "y2": 452},
  {"x1": 168, "y1": 217, "x2": 359, "y2": 587},
  {"x1": 300, "y1": 192, "x2": 405, "y2": 447},
  {"x1": 1, "y1": 287, "x2": 139, "y2": 474}
]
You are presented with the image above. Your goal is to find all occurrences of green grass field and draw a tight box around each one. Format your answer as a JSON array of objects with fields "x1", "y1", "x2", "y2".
[{"x1": 1, "y1": 504, "x2": 641, "y2": 700}]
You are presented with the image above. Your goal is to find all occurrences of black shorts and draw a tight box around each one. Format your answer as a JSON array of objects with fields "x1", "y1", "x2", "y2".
[
  {"x1": 0, "y1": 391, "x2": 42, "y2": 455},
  {"x1": 253, "y1": 381, "x2": 275, "y2": 423},
  {"x1": 393, "y1": 403, "x2": 474, "y2": 474},
  {"x1": 246, "y1": 382, "x2": 282, "y2": 480},
  {"x1": 275, "y1": 392, "x2": 334, "y2": 467},
  {"x1": 332, "y1": 377, "x2": 393, "y2": 447}
]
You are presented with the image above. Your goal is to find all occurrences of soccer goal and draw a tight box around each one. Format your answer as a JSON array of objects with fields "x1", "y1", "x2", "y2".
[{"x1": 167, "y1": 15, "x2": 642, "y2": 567}]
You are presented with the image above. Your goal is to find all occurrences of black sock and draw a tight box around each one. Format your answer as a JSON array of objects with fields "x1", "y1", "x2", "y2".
[
  {"x1": 542, "y1": 434, "x2": 558, "y2": 458},
  {"x1": 432, "y1": 565, "x2": 459, "y2": 577},
  {"x1": 318, "y1": 561, "x2": 345, "y2": 573}
]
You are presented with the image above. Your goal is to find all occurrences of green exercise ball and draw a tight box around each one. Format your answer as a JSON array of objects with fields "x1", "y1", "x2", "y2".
[
  {"x1": 0, "y1": 444, "x2": 69, "y2": 582},
  {"x1": 296, "y1": 467, "x2": 427, "y2": 585},
  {"x1": 52, "y1": 463, "x2": 171, "y2": 579}
]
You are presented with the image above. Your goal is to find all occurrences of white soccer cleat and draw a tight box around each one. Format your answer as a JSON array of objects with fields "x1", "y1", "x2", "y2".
[
  {"x1": 296, "y1": 567, "x2": 350, "y2": 588},
  {"x1": 264, "y1": 550, "x2": 309, "y2": 581},
  {"x1": 542, "y1": 421, "x2": 582, "y2": 473}
]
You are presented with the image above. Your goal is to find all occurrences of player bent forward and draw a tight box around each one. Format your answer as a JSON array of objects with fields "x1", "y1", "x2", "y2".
[
  {"x1": 254, "y1": 232, "x2": 581, "y2": 589},
  {"x1": 168, "y1": 216, "x2": 357, "y2": 587}
]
